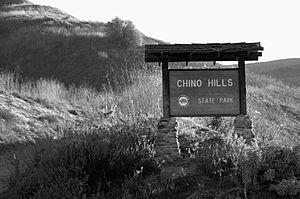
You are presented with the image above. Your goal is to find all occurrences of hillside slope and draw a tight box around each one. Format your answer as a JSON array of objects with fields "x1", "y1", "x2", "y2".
[
  {"x1": 0, "y1": 0, "x2": 90, "y2": 38},
  {"x1": 246, "y1": 72, "x2": 300, "y2": 145},
  {"x1": 246, "y1": 58, "x2": 300, "y2": 87},
  {"x1": 0, "y1": 0, "x2": 162, "y2": 90},
  {"x1": 0, "y1": 70, "x2": 300, "y2": 197}
]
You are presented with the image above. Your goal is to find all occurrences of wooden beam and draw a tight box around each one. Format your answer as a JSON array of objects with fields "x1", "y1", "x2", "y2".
[
  {"x1": 238, "y1": 58, "x2": 247, "y2": 115},
  {"x1": 145, "y1": 42, "x2": 263, "y2": 63},
  {"x1": 145, "y1": 42, "x2": 263, "y2": 53},
  {"x1": 145, "y1": 51, "x2": 262, "y2": 62},
  {"x1": 162, "y1": 61, "x2": 170, "y2": 118}
]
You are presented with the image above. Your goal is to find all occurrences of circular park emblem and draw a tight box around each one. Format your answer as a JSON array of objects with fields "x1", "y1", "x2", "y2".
[{"x1": 177, "y1": 95, "x2": 190, "y2": 108}]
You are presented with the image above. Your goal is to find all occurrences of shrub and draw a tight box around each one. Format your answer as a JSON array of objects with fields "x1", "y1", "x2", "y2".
[
  {"x1": 7, "y1": 124, "x2": 159, "y2": 198},
  {"x1": 259, "y1": 145, "x2": 300, "y2": 185},
  {"x1": 190, "y1": 126, "x2": 300, "y2": 198},
  {"x1": 105, "y1": 17, "x2": 142, "y2": 50},
  {"x1": 269, "y1": 178, "x2": 300, "y2": 197},
  {"x1": 0, "y1": 108, "x2": 16, "y2": 122}
]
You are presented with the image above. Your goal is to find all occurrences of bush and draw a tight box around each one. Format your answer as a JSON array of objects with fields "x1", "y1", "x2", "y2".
[
  {"x1": 105, "y1": 17, "x2": 142, "y2": 50},
  {"x1": 269, "y1": 178, "x2": 300, "y2": 197},
  {"x1": 7, "y1": 124, "x2": 159, "y2": 198},
  {"x1": 189, "y1": 128, "x2": 300, "y2": 198},
  {"x1": 259, "y1": 145, "x2": 300, "y2": 185}
]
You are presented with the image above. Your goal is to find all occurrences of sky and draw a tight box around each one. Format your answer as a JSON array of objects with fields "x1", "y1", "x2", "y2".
[{"x1": 30, "y1": 0, "x2": 300, "y2": 63}]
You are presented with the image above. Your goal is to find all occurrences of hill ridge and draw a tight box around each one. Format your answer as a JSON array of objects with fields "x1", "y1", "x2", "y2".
[
  {"x1": 246, "y1": 58, "x2": 300, "y2": 87},
  {"x1": 0, "y1": 0, "x2": 32, "y2": 7}
]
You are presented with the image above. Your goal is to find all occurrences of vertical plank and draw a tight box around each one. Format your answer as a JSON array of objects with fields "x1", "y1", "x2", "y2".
[
  {"x1": 238, "y1": 58, "x2": 247, "y2": 115},
  {"x1": 162, "y1": 61, "x2": 170, "y2": 118}
]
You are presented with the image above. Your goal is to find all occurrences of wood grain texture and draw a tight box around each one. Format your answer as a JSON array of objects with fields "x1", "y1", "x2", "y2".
[
  {"x1": 162, "y1": 61, "x2": 170, "y2": 117},
  {"x1": 238, "y1": 59, "x2": 247, "y2": 115},
  {"x1": 145, "y1": 42, "x2": 263, "y2": 62}
]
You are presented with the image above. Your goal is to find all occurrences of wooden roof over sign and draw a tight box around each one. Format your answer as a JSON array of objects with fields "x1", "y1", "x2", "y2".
[{"x1": 145, "y1": 42, "x2": 263, "y2": 62}]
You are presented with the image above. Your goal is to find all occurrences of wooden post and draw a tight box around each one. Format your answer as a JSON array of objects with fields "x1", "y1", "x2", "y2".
[
  {"x1": 238, "y1": 58, "x2": 247, "y2": 115},
  {"x1": 162, "y1": 60, "x2": 170, "y2": 118}
]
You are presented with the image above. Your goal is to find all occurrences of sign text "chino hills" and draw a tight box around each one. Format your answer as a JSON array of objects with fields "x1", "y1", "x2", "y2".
[{"x1": 176, "y1": 79, "x2": 233, "y2": 88}]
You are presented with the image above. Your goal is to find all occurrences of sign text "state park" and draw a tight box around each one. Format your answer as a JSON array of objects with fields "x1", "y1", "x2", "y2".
[{"x1": 169, "y1": 69, "x2": 241, "y2": 117}]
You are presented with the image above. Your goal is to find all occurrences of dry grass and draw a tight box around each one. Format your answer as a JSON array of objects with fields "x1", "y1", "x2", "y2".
[
  {"x1": 0, "y1": 70, "x2": 299, "y2": 146},
  {"x1": 246, "y1": 72, "x2": 300, "y2": 146},
  {"x1": 0, "y1": 72, "x2": 66, "y2": 102},
  {"x1": 1, "y1": 68, "x2": 300, "y2": 198},
  {"x1": 0, "y1": 108, "x2": 16, "y2": 122},
  {"x1": 0, "y1": 68, "x2": 162, "y2": 126}
]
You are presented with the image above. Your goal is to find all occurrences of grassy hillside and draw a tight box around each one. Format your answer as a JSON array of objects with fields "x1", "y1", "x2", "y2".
[
  {"x1": 0, "y1": 0, "x2": 162, "y2": 91},
  {"x1": 0, "y1": 68, "x2": 300, "y2": 198},
  {"x1": 246, "y1": 58, "x2": 300, "y2": 87},
  {"x1": 0, "y1": 69, "x2": 162, "y2": 144},
  {"x1": 246, "y1": 72, "x2": 300, "y2": 145}
]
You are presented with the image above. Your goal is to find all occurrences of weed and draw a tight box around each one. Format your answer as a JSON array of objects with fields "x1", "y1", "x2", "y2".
[
  {"x1": 6, "y1": 123, "x2": 158, "y2": 198},
  {"x1": 34, "y1": 98, "x2": 53, "y2": 109},
  {"x1": 0, "y1": 108, "x2": 15, "y2": 122},
  {"x1": 38, "y1": 114, "x2": 59, "y2": 124}
]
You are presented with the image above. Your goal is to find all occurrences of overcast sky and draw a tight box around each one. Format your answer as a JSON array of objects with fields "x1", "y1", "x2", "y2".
[{"x1": 30, "y1": 0, "x2": 300, "y2": 63}]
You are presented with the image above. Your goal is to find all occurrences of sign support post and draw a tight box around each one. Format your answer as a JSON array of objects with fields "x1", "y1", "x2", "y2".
[
  {"x1": 238, "y1": 57, "x2": 247, "y2": 115},
  {"x1": 162, "y1": 60, "x2": 170, "y2": 118}
]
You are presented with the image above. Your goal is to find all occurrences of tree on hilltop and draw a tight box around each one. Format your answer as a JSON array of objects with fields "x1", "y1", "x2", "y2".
[{"x1": 105, "y1": 17, "x2": 142, "y2": 50}]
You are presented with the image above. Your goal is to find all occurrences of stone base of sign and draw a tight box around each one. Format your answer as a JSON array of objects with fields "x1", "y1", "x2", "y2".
[
  {"x1": 156, "y1": 117, "x2": 186, "y2": 178},
  {"x1": 156, "y1": 117, "x2": 204, "y2": 179},
  {"x1": 155, "y1": 115, "x2": 258, "y2": 178},
  {"x1": 234, "y1": 115, "x2": 257, "y2": 146},
  {"x1": 156, "y1": 117, "x2": 180, "y2": 162}
]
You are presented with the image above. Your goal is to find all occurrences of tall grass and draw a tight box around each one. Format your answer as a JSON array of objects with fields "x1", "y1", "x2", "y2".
[
  {"x1": 246, "y1": 72, "x2": 300, "y2": 147},
  {"x1": 0, "y1": 72, "x2": 66, "y2": 102},
  {"x1": 1, "y1": 69, "x2": 298, "y2": 145},
  {"x1": 0, "y1": 65, "x2": 162, "y2": 125},
  {"x1": 1, "y1": 67, "x2": 300, "y2": 198},
  {"x1": 115, "y1": 69, "x2": 162, "y2": 123}
]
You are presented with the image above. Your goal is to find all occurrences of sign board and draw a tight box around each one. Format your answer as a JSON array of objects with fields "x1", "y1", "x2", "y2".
[
  {"x1": 169, "y1": 69, "x2": 241, "y2": 117},
  {"x1": 145, "y1": 43, "x2": 263, "y2": 117}
]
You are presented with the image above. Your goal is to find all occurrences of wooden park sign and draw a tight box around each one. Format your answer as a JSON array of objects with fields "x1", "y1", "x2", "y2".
[
  {"x1": 169, "y1": 68, "x2": 240, "y2": 116},
  {"x1": 145, "y1": 43, "x2": 263, "y2": 117}
]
